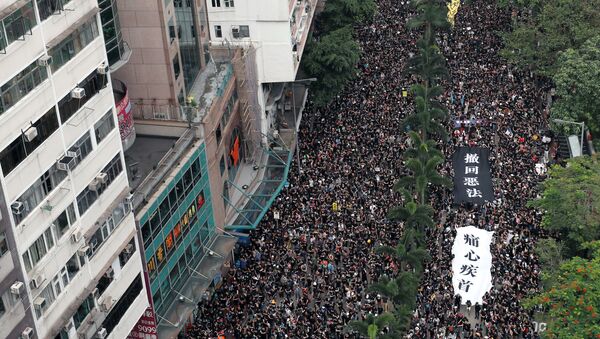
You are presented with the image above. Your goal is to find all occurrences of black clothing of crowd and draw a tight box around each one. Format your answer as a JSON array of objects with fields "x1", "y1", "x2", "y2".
[{"x1": 188, "y1": 1, "x2": 550, "y2": 338}]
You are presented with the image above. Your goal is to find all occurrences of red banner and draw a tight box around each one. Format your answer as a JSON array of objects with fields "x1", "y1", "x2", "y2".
[
  {"x1": 127, "y1": 307, "x2": 158, "y2": 339},
  {"x1": 116, "y1": 89, "x2": 134, "y2": 141}
]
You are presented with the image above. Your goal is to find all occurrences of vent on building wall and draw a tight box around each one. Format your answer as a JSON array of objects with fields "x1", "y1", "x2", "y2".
[
  {"x1": 97, "y1": 63, "x2": 109, "y2": 75},
  {"x1": 96, "y1": 172, "x2": 108, "y2": 184},
  {"x1": 31, "y1": 274, "x2": 46, "y2": 289},
  {"x1": 99, "y1": 297, "x2": 114, "y2": 312},
  {"x1": 78, "y1": 245, "x2": 90, "y2": 256},
  {"x1": 57, "y1": 153, "x2": 77, "y2": 171},
  {"x1": 63, "y1": 320, "x2": 74, "y2": 333},
  {"x1": 32, "y1": 297, "x2": 46, "y2": 310},
  {"x1": 70, "y1": 230, "x2": 82, "y2": 243},
  {"x1": 97, "y1": 327, "x2": 108, "y2": 338}
]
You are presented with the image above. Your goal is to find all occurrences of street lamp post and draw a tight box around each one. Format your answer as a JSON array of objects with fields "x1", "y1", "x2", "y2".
[
  {"x1": 289, "y1": 77, "x2": 317, "y2": 176},
  {"x1": 552, "y1": 118, "x2": 585, "y2": 156}
]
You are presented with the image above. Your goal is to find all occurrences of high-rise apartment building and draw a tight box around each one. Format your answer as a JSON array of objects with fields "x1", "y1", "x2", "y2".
[{"x1": 0, "y1": 1, "x2": 149, "y2": 338}]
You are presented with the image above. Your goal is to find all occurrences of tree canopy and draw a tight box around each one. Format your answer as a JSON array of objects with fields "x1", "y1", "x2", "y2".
[
  {"x1": 551, "y1": 35, "x2": 600, "y2": 143},
  {"x1": 529, "y1": 155, "x2": 600, "y2": 258},
  {"x1": 303, "y1": 27, "x2": 360, "y2": 107},
  {"x1": 500, "y1": 0, "x2": 600, "y2": 76},
  {"x1": 523, "y1": 242, "x2": 600, "y2": 338},
  {"x1": 319, "y1": 0, "x2": 377, "y2": 32}
]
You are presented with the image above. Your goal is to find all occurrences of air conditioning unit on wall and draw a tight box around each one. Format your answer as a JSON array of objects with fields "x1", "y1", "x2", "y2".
[
  {"x1": 37, "y1": 55, "x2": 53, "y2": 66},
  {"x1": 71, "y1": 87, "x2": 86, "y2": 99}
]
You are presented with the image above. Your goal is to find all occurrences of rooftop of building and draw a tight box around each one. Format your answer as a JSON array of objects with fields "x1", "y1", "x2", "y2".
[
  {"x1": 186, "y1": 60, "x2": 233, "y2": 123},
  {"x1": 124, "y1": 135, "x2": 179, "y2": 192},
  {"x1": 125, "y1": 128, "x2": 198, "y2": 213}
]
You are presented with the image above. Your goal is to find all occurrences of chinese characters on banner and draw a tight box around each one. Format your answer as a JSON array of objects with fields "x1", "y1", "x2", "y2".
[
  {"x1": 452, "y1": 226, "x2": 494, "y2": 305},
  {"x1": 127, "y1": 307, "x2": 158, "y2": 339},
  {"x1": 452, "y1": 147, "x2": 494, "y2": 204}
]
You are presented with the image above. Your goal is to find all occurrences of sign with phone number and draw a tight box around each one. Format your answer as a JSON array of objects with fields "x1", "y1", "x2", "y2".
[{"x1": 127, "y1": 307, "x2": 158, "y2": 339}]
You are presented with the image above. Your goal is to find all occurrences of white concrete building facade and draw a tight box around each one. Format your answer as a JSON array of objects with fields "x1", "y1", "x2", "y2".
[
  {"x1": 205, "y1": 0, "x2": 317, "y2": 138},
  {"x1": 0, "y1": 1, "x2": 148, "y2": 338}
]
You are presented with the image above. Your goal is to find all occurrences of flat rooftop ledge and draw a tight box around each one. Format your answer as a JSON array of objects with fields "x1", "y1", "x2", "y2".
[
  {"x1": 125, "y1": 129, "x2": 197, "y2": 212},
  {"x1": 124, "y1": 135, "x2": 179, "y2": 191},
  {"x1": 186, "y1": 61, "x2": 233, "y2": 123}
]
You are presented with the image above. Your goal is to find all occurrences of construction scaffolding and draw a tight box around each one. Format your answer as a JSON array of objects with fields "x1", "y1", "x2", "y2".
[{"x1": 230, "y1": 47, "x2": 263, "y2": 165}]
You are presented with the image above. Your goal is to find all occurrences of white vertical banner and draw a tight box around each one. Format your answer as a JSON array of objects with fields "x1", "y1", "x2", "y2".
[{"x1": 452, "y1": 226, "x2": 494, "y2": 305}]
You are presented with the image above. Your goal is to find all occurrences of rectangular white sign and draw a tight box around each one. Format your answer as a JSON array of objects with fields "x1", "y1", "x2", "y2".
[{"x1": 452, "y1": 226, "x2": 494, "y2": 305}]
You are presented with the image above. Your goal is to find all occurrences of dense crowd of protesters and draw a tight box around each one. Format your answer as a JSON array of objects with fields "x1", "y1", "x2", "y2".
[{"x1": 187, "y1": 0, "x2": 553, "y2": 337}]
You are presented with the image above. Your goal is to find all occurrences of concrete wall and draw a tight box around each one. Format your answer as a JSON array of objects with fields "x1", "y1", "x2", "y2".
[
  {"x1": 113, "y1": 0, "x2": 180, "y2": 106},
  {"x1": 201, "y1": 71, "x2": 240, "y2": 230}
]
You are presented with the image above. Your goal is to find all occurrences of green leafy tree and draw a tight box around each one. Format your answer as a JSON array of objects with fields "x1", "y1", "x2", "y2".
[
  {"x1": 529, "y1": 155, "x2": 600, "y2": 258},
  {"x1": 497, "y1": 0, "x2": 544, "y2": 14},
  {"x1": 523, "y1": 242, "x2": 600, "y2": 338},
  {"x1": 500, "y1": 0, "x2": 600, "y2": 76},
  {"x1": 535, "y1": 238, "x2": 567, "y2": 288},
  {"x1": 551, "y1": 35, "x2": 600, "y2": 146},
  {"x1": 319, "y1": 0, "x2": 377, "y2": 32},
  {"x1": 499, "y1": 23, "x2": 541, "y2": 73},
  {"x1": 303, "y1": 27, "x2": 360, "y2": 107}
]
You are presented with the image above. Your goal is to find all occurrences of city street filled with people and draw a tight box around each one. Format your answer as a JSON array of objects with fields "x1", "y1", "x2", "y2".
[{"x1": 188, "y1": 0, "x2": 551, "y2": 337}]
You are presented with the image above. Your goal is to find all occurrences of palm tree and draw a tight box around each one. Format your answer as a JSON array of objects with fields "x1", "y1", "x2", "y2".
[
  {"x1": 403, "y1": 85, "x2": 448, "y2": 141},
  {"x1": 376, "y1": 243, "x2": 431, "y2": 273},
  {"x1": 404, "y1": 130, "x2": 444, "y2": 161},
  {"x1": 369, "y1": 276, "x2": 399, "y2": 300},
  {"x1": 387, "y1": 199, "x2": 435, "y2": 234},
  {"x1": 407, "y1": 0, "x2": 450, "y2": 44},
  {"x1": 393, "y1": 303, "x2": 415, "y2": 331},
  {"x1": 394, "y1": 271, "x2": 421, "y2": 307},
  {"x1": 348, "y1": 313, "x2": 398, "y2": 339},
  {"x1": 399, "y1": 224, "x2": 427, "y2": 250},
  {"x1": 402, "y1": 96, "x2": 448, "y2": 141},
  {"x1": 407, "y1": 39, "x2": 449, "y2": 86},
  {"x1": 394, "y1": 151, "x2": 452, "y2": 204}
]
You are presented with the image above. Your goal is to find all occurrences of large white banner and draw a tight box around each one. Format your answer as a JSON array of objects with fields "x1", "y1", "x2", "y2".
[{"x1": 452, "y1": 226, "x2": 494, "y2": 305}]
